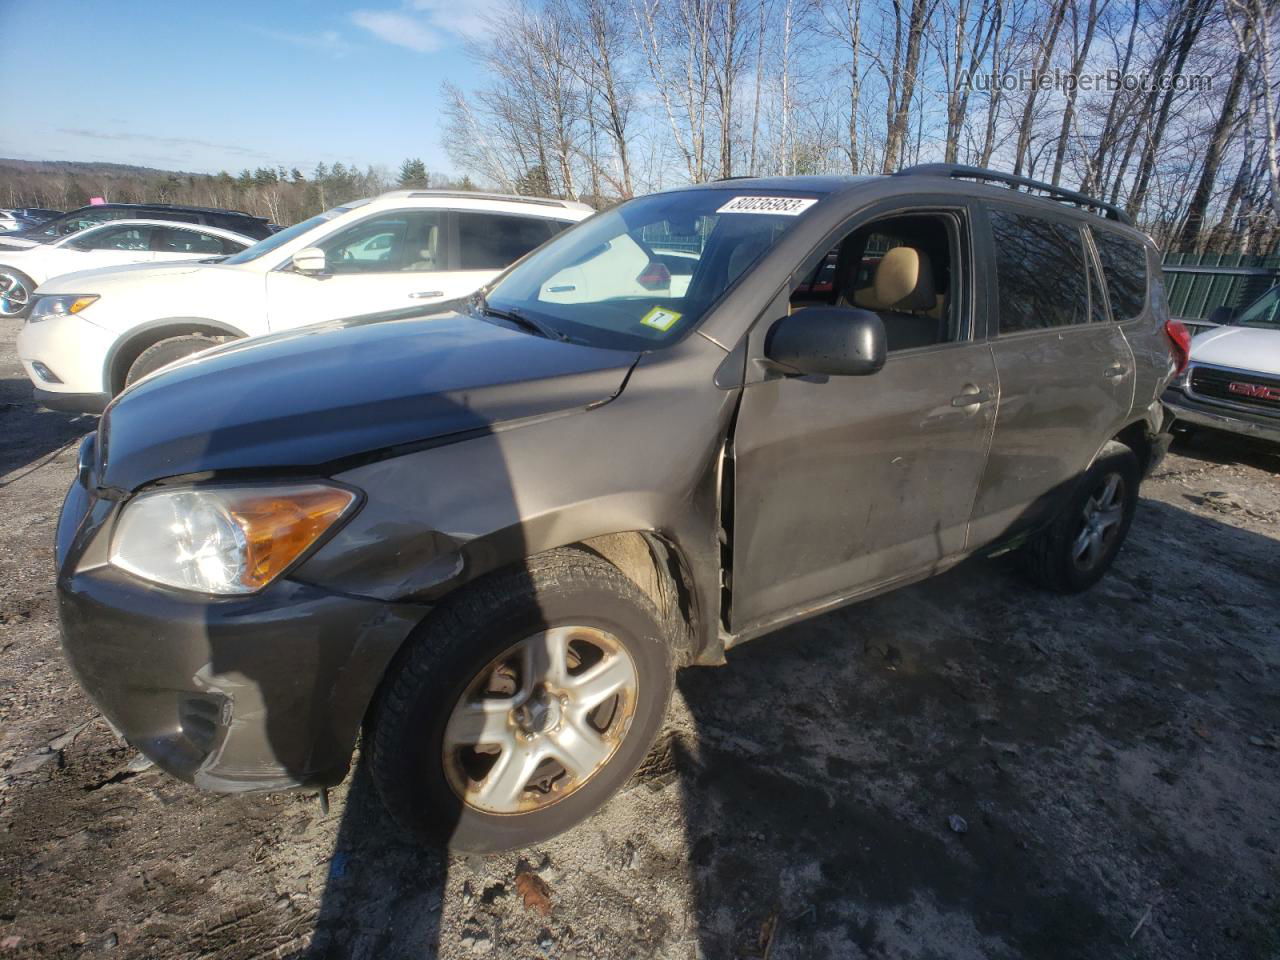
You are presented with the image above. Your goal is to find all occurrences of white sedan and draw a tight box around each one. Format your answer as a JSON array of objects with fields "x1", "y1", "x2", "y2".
[{"x1": 0, "y1": 219, "x2": 253, "y2": 318}]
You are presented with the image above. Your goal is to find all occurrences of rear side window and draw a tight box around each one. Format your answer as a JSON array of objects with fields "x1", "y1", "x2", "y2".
[
  {"x1": 156, "y1": 227, "x2": 243, "y2": 255},
  {"x1": 458, "y1": 213, "x2": 554, "y2": 270},
  {"x1": 1092, "y1": 230, "x2": 1147, "y2": 321},
  {"x1": 144, "y1": 210, "x2": 200, "y2": 225},
  {"x1": 990, "y1": 210, "x2": 1088, "y2": 332}
]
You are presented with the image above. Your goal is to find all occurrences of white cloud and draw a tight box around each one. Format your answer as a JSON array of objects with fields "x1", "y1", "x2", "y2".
[
  {"x1": 351, "y1": 0, "x2": 506, "y2": 52},
  {"x1": 252, "y1": 26, "x2": 355, "y2": 57},
  {"x1": 350, "y1": 9, "x2": 444, "y2": 53},
  {"x1": 405, "y1": 0, "x2": 505, "y2": 39}
]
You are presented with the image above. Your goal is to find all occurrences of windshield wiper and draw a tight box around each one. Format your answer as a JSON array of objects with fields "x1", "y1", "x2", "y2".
[{"x1": 478, "y1": 299, "x2": 568, "y2": 341}]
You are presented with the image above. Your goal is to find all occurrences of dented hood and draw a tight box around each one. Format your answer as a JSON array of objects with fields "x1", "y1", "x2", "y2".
[{"x1": 100, "y1": 310, "x2": 638, "y2": 491}]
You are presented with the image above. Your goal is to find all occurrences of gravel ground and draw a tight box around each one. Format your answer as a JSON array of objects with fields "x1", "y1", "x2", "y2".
[{"x1": 1, "y1": 314, "x2": 1277, "y2": 959}]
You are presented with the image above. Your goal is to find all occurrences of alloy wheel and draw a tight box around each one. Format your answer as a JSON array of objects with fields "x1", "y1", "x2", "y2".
[
  {"x1": 442, "y1": 626, "x2": 639, "y2": 815},
  {"x1": 1071, "y1": 472, "x2": 1126, "y2": 570},
  {"x1": 0, "y1": 272, "x2": 29, "y2": 317}
]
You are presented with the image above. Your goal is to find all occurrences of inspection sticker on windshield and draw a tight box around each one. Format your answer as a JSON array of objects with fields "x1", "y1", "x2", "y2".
[
  {"x1": 717, "y1": 195, "x2": 817, "y2": 216},
  {"x1": 640, "y1": 306, "x2": 682, "y2": 331}
]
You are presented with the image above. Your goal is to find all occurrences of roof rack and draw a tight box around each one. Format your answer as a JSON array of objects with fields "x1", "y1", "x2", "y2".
[
  {"x1": 123, "y1": 202, "x2": 267, "y2": 219},
  {"x1": 894, "y1": 164, "x2": 1132, "y2": 225},
  {"x1": 385, "y1": 189, "x2": 586, "y2": 209}
]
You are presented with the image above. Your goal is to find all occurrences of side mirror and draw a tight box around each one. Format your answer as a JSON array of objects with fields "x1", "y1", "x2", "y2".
[
  {"x1": 292, "y1": 246, "x2": 328, "y2": 275},
  {"x1": 1206, "y1": 305, "x2": 1236, "y2": 326},
  {"x1": 764, "y1": 307, "x2": 887, "y2": 377}
]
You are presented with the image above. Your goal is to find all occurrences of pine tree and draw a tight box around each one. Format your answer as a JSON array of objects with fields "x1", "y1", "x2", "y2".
[{"x1": 398, "y1": 158, "x2": 429, "y2": 188}]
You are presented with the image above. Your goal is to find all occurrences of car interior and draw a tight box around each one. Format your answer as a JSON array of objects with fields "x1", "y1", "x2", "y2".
[{"x1": 791, "y1": 213, "x2": 960, "y2": 352}]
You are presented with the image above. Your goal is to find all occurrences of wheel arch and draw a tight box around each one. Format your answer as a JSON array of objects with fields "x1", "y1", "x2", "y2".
[
  {"x1": 1094, "y1": 413, "x2": 1161, "y2": 477},
  {"x1": 104, "y1": 317, "x2": 248, "y2": 395}
]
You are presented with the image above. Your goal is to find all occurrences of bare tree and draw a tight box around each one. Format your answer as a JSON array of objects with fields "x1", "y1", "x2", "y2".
[
  {"x1": 1224, "y1": 0, "x2": 1280, "y2": 222},
  {"x1": 882, "y1": 0, "x2": 932, "y2": 171}
]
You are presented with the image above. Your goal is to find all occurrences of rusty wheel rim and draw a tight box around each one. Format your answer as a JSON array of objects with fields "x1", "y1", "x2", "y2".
[{"x1": 442, "y1": 626, "x2": 639, "y2": 815}]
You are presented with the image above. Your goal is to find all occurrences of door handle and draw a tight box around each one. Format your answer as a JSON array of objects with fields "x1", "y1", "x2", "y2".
[
  {"x1": 1104, "y1": 363, "x2": 1128, "y2": 379},
  {"x1": 409, "y1": 290, "x2": 443, "y2": 299},
  {"x1": 951, "y1": 385, "x2": 994, "y2": 408}
]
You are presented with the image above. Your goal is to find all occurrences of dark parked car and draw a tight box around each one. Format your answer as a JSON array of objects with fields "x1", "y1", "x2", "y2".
[
  {"x1": 55, "y1": 166, "x2": 1184, "y2": 852},
  {"x1": 13, "y1": 207, "x2": 62, "y2": 222},
  {"x1": 0, "y1": 202, "x2": 273, "y2": 249}
]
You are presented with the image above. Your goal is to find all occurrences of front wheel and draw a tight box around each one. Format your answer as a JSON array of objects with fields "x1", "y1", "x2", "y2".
[
  {"x1": 1023, "y1": 442, "x2": 1140, "y2": 593},
  {"x1": 367, "y1": 549, "x2": 673, "y2": 853},
  {"x1": 123, "y1": 334, "x2": 223, "y2": 388},
  {"x1": 0, "y1": 267, "x2": 36, "y2": 319}
]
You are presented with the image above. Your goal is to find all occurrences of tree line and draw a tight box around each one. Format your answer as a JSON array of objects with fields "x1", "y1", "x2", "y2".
[
  {"x1": 442, "y1": 0, "x2": 1280, "y2": 253},
  {"x1": 0, "y1": 159, "x2": 476, "y2": 230}
]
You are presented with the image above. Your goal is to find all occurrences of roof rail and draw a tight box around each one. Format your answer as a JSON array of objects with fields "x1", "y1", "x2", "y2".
[
  {"x1": 894, "y1": 163, "x2": 1132, "y2": 225},
  {"x1": 389, "y1": 189, "x2": 584, "y2": 209}
]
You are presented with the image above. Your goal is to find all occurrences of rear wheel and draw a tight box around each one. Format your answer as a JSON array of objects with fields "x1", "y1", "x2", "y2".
[
  {"x1": 367, "y1": 549, "x2": 673, "y2": 853},
  {"x1": 1024, "y1": 443, "x2": 1139, "y2": 593},
  {"x1": 123, "y1": 334, "x2": 222, "y2": 388},
  {"x1": 0, "y1": 267, "x2": 36, "y2": 319}
]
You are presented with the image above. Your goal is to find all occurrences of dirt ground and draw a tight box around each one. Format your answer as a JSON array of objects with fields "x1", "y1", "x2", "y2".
[{"x1": 0, "y1": 314, "x2": 1277, "y2": 959}]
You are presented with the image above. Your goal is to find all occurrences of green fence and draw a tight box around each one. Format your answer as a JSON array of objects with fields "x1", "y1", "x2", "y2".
[{"x1": 1161, "y1": 253, "x2": 1280, "y2": 328}]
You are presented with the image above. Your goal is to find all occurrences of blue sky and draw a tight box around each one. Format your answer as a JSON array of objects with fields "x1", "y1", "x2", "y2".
[{"x1": 0, "y1": 0, "x2": 496, "y2": 175}]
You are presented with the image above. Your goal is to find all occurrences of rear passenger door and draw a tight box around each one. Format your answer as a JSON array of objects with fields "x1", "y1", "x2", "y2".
[{"x1": 967, "y1": 205, "x2": 1136, "y2": 548}]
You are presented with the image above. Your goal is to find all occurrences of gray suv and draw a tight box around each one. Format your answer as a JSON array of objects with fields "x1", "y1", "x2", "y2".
[{"x1": 54, "y1": 166, "x2": 1182, "y2": 852}]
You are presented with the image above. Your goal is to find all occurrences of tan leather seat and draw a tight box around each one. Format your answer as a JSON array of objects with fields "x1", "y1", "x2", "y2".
[
  {"x1": 406, "y1": 224, "x2": 439, "y2": 271},
  {"x1": 848, "y1": 247, "x2": 943, "y2": 351}
]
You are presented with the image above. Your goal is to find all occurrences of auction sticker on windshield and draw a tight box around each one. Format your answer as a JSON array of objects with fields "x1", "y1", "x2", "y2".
[
  {"x1": 640, "y1": 306, "x2": 682, "y2": 331},
  {"x1": 716, "y1": 196, "x2": 818, "y2": 216}
]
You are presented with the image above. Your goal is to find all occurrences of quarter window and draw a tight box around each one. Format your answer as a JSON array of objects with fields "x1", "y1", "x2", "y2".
[
  {"x1": 990, "y1": 210, "x2": 1089, "y2": 333},
  {"x1": 1092, "y1": 230, "x2": 1147, "y2": 322},
  {"x1": 458, "y1": 213, "x2": 555, "y2": 270}
]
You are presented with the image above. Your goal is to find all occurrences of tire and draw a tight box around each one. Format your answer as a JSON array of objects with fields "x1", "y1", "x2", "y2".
[
  {"x1": 0, "y1": 267, "x2": 36, "y2": 319},
  {"x1": 367, "y1": 548, "x2": 674, "y2": 853},
  {"x1": 123, "y1": 334, "x2": 221, "y2": 388},
  {"x1": 1023, "y1": 442, "x2": 1140, "y2": 594}
]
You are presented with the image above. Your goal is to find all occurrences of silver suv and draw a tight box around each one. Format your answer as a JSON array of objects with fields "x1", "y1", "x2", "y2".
[{"x1": 54, "y1": 166, "x2": 1183, "y2": 852}]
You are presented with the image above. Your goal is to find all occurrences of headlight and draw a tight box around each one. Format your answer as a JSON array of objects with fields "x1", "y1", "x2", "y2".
[
  {"x1": 29, "y1": 294, "x2": 99, "y2": 323},
  {"x1": 108, "y1": 483, "x2": 358, "y2": 594}
]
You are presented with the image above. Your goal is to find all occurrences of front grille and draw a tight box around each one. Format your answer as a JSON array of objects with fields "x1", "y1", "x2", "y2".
[{"x1": 1189, "y1": 365, "x2": 1280, "y2": 413}]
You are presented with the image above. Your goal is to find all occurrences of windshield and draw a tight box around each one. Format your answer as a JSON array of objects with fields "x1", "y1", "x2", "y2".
[
  {"x1": 483, "y1": 189, "x2": 819, "y2": 349},
  {"x1": 1233, "y1": 286, "x2": 1280, "y2": 330},
  {"x1": 29, "y1": 208, "x2": 133, "y2": 241},
  {"x1": 221, "y1": 201, "x2": 369, "y2": 265}
]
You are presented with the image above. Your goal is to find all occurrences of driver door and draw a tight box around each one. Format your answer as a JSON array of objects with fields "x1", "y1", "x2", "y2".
[
  {"x1": 264, "y1": 210, "x2": 450, "y2": 331},
  {"x1": 730, "y1": 200, "x2": 999, "y2": 633}
]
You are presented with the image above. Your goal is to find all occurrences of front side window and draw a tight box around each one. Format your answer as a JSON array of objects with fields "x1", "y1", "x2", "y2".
[
  {"x1": 485, "y1": 189, "x2": 817, "y2": 349},
  {"x1": 1233, "y1": 286, "x2": 1280, "y2": 330},
  {"x1": 70, "y1": 224, "x2": 154, "y2": 251},
  {"x1": 319, "y1": 211, "x2": 444, "y2": 274},
  {"x1": 990, "y1": 210, "x2": 1088, "y2": 333},
  {"x1": 458, "y1": 213, "x2": 557, "y2": 269},
  {"x1": 1092, "y1": 229, "x2": 1148, "y2": 321},
  {"x1": 791, "y1": 211, "x2": 965, "y2": 352}
]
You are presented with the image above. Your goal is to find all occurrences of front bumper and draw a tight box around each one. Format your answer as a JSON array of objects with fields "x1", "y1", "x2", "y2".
[
  {"x1": 55, "y1": 454, "x2": 428, "y2": 792},
  {"x1": 16, "y1": 312, "x2": 116, "y2": 405},
  {"x1": 1162, "y1": 387, "x2": 1280, "y2": 445}
]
